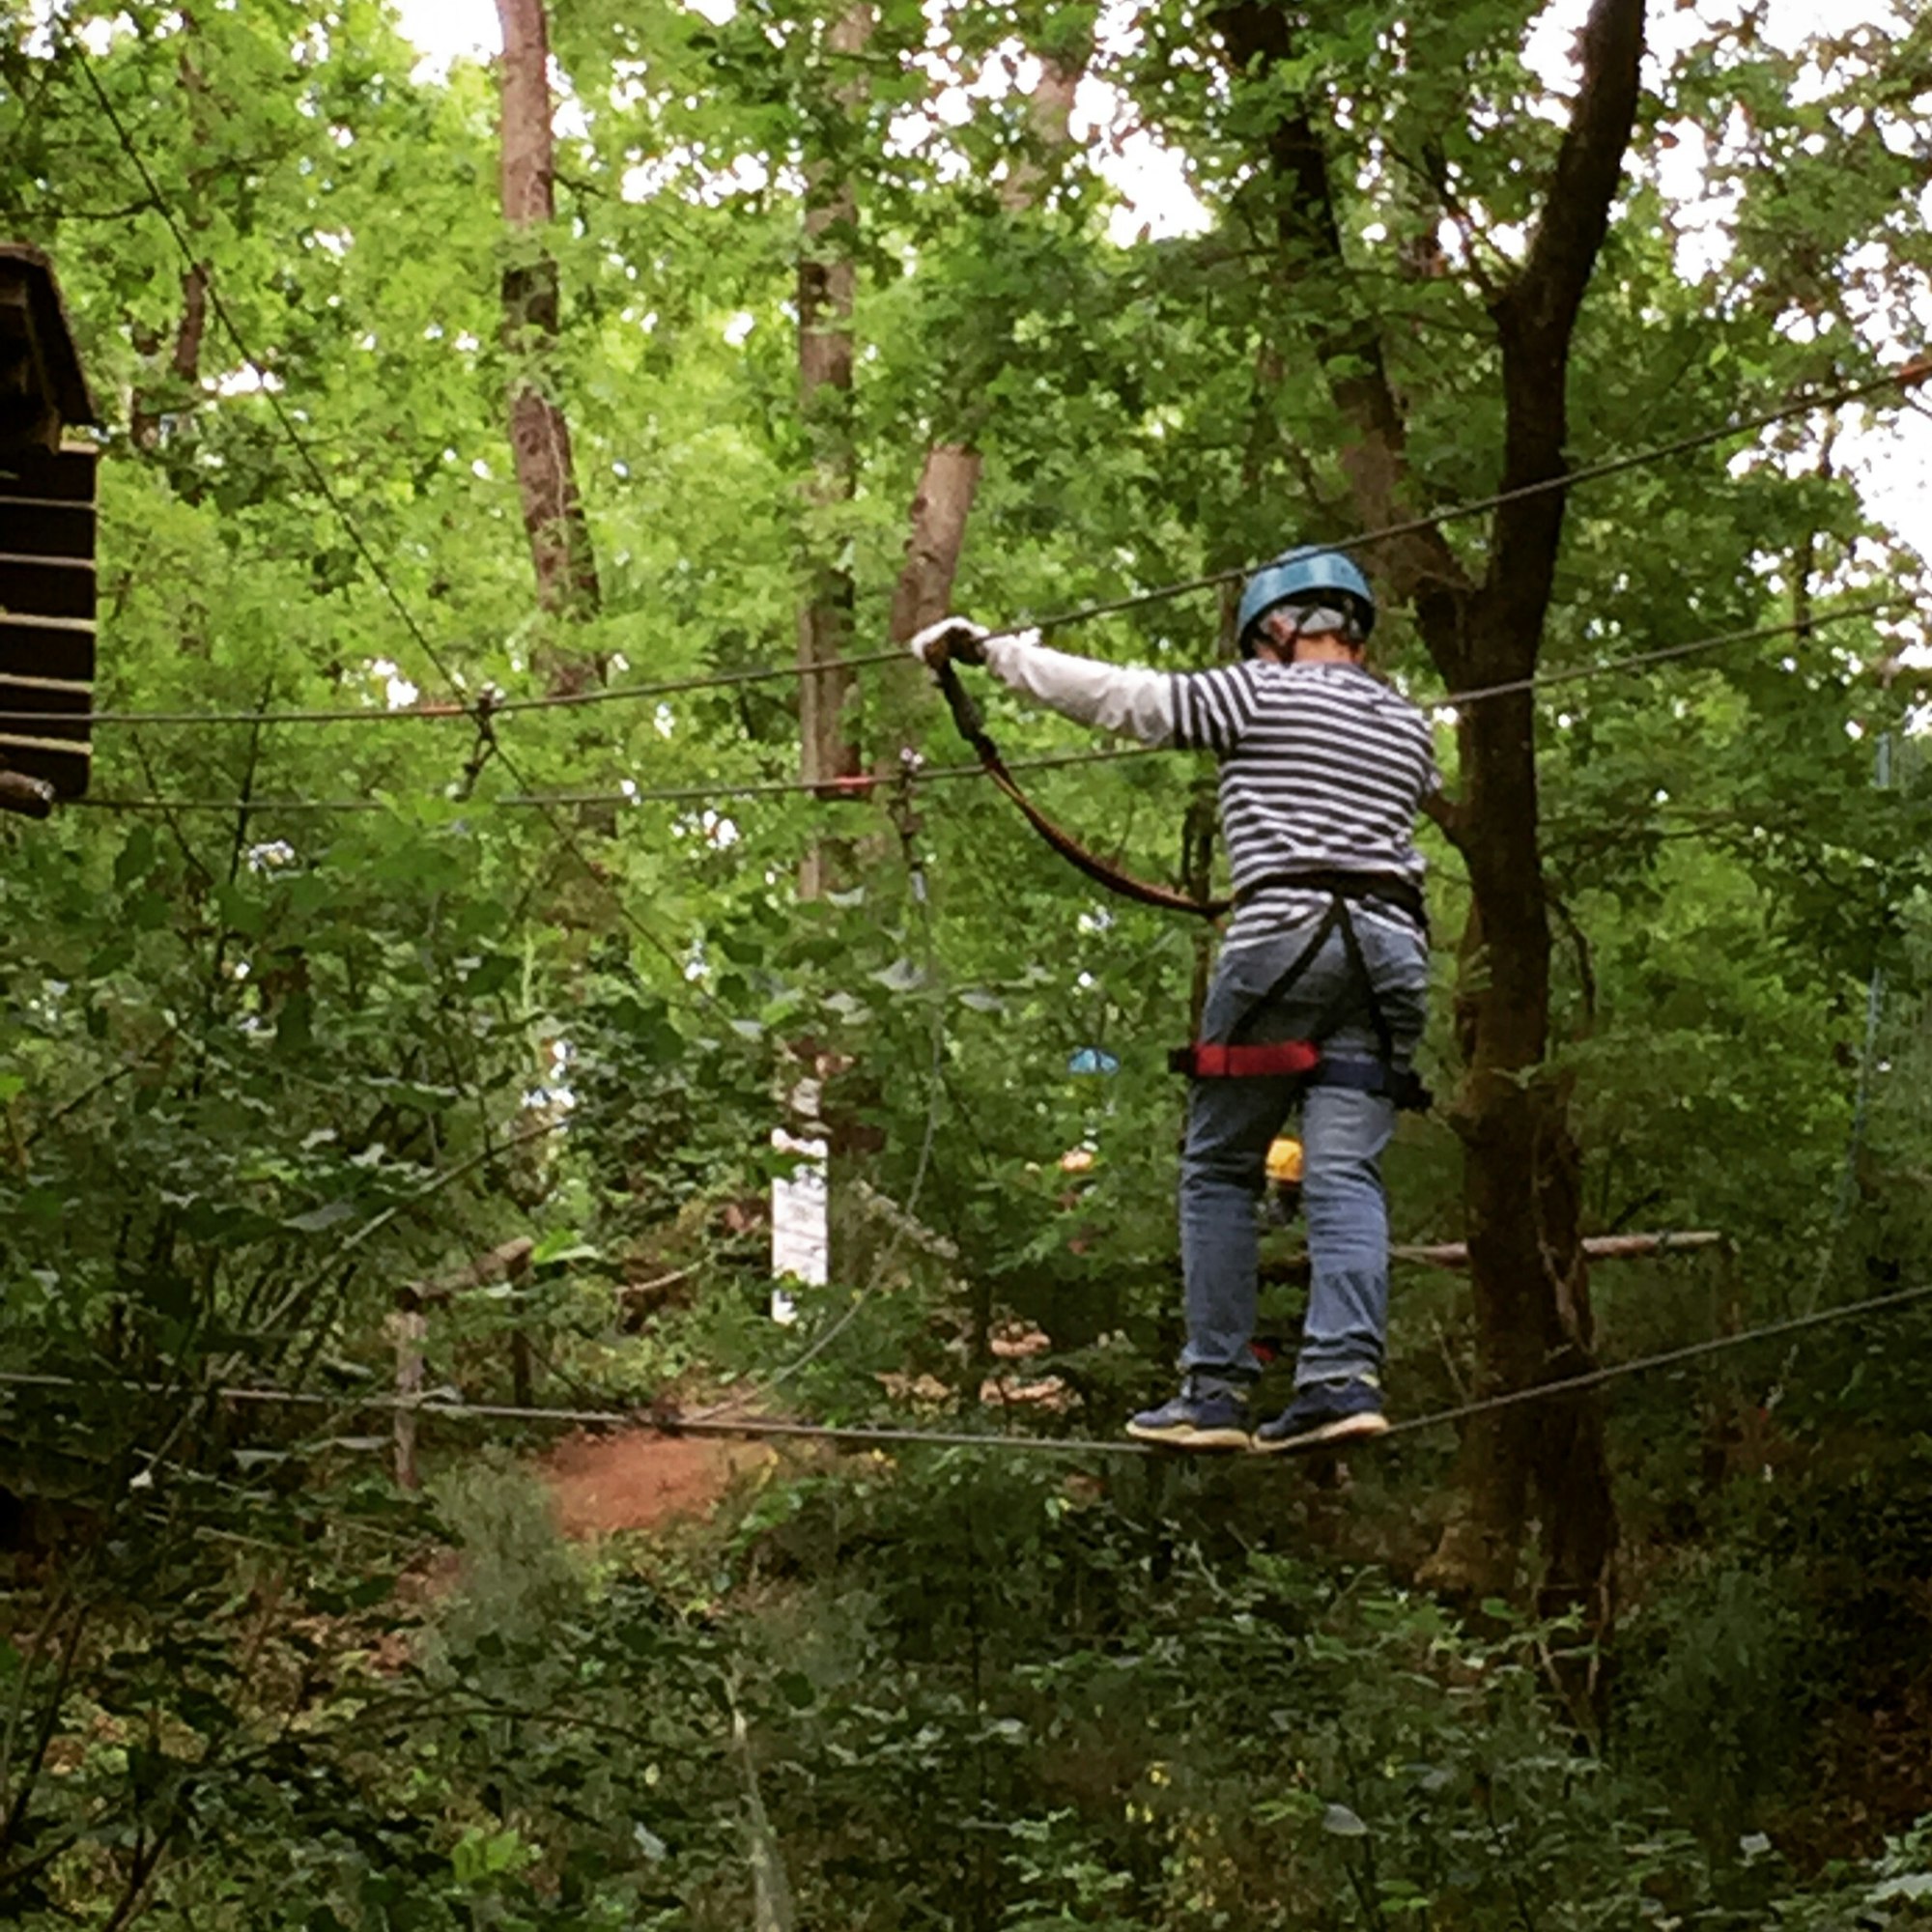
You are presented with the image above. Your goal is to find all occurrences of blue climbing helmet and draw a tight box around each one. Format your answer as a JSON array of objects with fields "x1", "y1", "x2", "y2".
[{"x1": 1235, "y1": 545, "x2": 1376, "y2": 656}]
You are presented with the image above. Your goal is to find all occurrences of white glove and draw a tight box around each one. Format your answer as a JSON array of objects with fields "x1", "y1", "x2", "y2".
[{"x1": 907, "y1": 615, "x2": 991, "y2": 669}]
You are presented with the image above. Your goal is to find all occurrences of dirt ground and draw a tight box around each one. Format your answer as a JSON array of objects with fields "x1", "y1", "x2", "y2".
[{"x1": 540, "y1": 1427, "x2": 778, "y2": 1539}]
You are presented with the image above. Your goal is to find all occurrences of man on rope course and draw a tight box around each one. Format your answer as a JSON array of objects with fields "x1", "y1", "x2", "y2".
[{"x1": 912, "y1": 550, "x2": 1435, "y2": 1453}]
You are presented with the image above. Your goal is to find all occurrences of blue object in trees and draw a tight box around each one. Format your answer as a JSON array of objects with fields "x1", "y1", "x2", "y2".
[{"x1": 1067, "y1": 1047, "x2": 1121, "y2": 1076}]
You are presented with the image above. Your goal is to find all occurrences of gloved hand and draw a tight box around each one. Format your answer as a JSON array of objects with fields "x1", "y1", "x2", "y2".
[{"x1": 908, "y1": 615, "x2": 991, "y2": 670}]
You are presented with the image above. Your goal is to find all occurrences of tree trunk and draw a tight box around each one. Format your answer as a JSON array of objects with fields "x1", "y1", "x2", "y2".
[
  {"x1": 867, "y1": 442, "x2": 982, "y2": 778},
  {"x1": 1213, "y1": 0, "x2": 1644, "y2": 1640},
  {"x1": 131, "y1": 42, "x2": 212, "y2": 456},
  {"x1": 497, "y1": 0, "x2": 601, "y2": 669},
  {"x1": 871, "y1": 31, "x2": 1091, "y2": 768},
  {"x1": 1421, "y1": 667, "x2": 1613, "y2": 1632},
  {"x1": 887, "y1": 444, "x2": 982, "y2": 646},
  {"x1": 130, "y1": 264, "x2": 207, "y2": 454},
  {"x1": 795, "y1": 3, "x2": 875, "y2": 895},
  {"x1": 1419, "y1": 0, "x2": 1646, "y2": 1645},
  {"x1": 997, "y1": 40, "x2": 1084, "y2": 215}
]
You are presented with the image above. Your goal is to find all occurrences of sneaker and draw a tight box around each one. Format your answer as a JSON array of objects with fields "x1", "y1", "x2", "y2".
[
  {"x1": 1125, "y1": 1383, "x2": 1251, "y2": 1451},
  {"x1": 1253, "y1": 1378, "x2": 1388, "y2": 1454}
]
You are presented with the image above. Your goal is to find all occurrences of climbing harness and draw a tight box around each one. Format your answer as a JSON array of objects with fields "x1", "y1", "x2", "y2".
[
  {"x1": 1169, "y1": 872, "x2": 1432, "y2": 1111},
  {"x1": 932, "y1": 656, "x2": 1229, "y2": 920}
]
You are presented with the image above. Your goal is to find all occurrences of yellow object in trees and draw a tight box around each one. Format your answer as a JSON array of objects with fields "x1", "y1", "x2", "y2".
[{"x1": 1266, "y1": 1136, "x2": 1304, "y2": 1186}]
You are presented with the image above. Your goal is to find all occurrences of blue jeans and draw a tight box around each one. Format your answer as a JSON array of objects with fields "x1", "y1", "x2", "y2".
[{"x1": 1179, "y1": 910, "x2": 1429, "y2": 1395}]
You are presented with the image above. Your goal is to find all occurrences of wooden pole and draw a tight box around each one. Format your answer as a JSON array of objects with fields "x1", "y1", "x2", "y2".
[
  {"x1": 389, "y1": 1238, "x2": 536, "y2": 1486},
  {"x1": 391, "y1": 1297, "x2": 427, "y2": 1491},
  {"x1": 1392, "y1": 1230, "x2": 1724, "y2": 1271}
]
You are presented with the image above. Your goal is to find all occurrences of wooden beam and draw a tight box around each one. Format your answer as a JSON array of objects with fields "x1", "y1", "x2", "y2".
[
  {"x1": 396, "y1": 1236, "x2": 535, "y2": 1312},
  {"x1": 1392, "y1": 1231, "x2": 1724, "y2": 1271},
  {"x1": 0, "y1": 244, "x2": 97, "y2": 454}
]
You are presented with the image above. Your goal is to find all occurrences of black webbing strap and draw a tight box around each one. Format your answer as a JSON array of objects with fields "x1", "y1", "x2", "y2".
[
  {"x1": 1229, "y1": 901, "x2": 1344, "y2": 1045},
  {"x1": 1178, "y1": 891, "x2": 1431, "y2": 1110},
  {"x1": 933, "y1": 658, "x2": 1230, "y2": 920}
]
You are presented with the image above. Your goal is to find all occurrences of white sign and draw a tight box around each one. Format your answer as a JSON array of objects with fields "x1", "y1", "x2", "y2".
[{"x1": 770, "y1": 1126, "x2": 829, "y2": 1322}]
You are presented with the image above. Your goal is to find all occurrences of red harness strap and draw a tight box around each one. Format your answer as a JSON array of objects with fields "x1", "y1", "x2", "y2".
[{"x1": 1169, "y1": 1039, "x2": 1323, "y2": 1079}]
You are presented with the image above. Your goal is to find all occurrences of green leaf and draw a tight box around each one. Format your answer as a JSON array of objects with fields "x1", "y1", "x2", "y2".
[
  {"x1": 1321, "y1": 1804, "x2": 1370, "y2": 1838},
  {"x1": 286, "y1": 1200, "x2": 356, "y2": 1234},
  {"x1": 531, "y1": 1231, "x2": 601, "y2": 1266}
]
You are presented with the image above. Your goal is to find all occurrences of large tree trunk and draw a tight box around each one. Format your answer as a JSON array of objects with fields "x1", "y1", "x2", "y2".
[
  {"x1": 1422, "y1": 0, "x2": 1645, "y2": 1646},
  {"x1": 497, "y1": 0, "x2": 600, "y2": 669},
  {"x1": 1214, "y1": 0, "x2": 1644, "y2": 1644},
  {"x1": 1426, "y1": 669, "x2": 1607, "y2": 1624}
]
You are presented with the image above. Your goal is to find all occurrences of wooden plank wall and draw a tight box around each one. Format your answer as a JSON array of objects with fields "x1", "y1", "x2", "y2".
[{"x1": 0, "y1": 443, "x2": 96, "y2": 799}]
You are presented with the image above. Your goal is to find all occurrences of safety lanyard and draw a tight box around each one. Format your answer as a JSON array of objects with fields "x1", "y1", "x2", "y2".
[{"x1": 933, "y1": 658, "x2": 1229, "y2": 920}]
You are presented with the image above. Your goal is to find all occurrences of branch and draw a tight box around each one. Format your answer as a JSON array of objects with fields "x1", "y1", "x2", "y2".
[
  {"x1": 0, "y1": 767, "x2": 53, "y2": 819},
  {"x1": 1211, "y1": 7, "x2": 1475, "y2": 668},
  {"x1": 1390, "y1": 140, "x2": 1505, "y2": 301},
  {"x1": 1543, "y1": 885, "x2": 1598, "y2": 1033},
  {"x1": 1500, "y1": 0, "x2": 1648, "y2": 353},
  {"x1": 1422, "y1": 786, "x2": 1468, "y2": 854},
  {"x1": 1485, "y1": 0, "x2": 1646, "y2": 647}
]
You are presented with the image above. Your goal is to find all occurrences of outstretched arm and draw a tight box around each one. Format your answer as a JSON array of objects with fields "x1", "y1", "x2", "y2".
[
  {"x1": 982, "y1": 634, "x2": 1178, "y2": 748},
  {"x1": 911, "y1": 619, "x2": 1177, "y2": 749}
]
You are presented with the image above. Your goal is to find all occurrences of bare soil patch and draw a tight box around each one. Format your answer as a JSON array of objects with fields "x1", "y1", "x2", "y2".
[{"x1": 540, "y1": 1427, "x2": 777, "y2": 1539}]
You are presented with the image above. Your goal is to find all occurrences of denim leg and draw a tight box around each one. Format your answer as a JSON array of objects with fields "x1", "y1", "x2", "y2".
[
  {"x1": 1294, "y1": 908, "x2": 1429, "y2": 1389},
  {"x1": 1178, "y1": 910, "x2": 1429, "y2": 1397},
  {"x1": 1179, "y1": 1070, "x2": 1293, "y2": 1392},
  {"x1": 1296, "y1": 1082, "x2": 1397, "y2": 1387}
]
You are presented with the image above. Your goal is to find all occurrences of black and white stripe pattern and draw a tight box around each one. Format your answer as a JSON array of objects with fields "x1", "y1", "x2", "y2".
[{"x1": 1171, "y1": 660, "x2": 1435, "y2": 936}]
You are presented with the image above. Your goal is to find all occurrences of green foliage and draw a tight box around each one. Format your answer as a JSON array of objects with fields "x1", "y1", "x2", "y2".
[
  {"x1": 4, "y1": 0, "x2": 1932, "y2": 1923},
  {"x1": 1626, "y1": 1562, "x2": 1821, "y2": 1849}
]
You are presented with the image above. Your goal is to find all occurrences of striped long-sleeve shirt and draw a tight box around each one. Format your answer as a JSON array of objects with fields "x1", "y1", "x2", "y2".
[{"x1": 980, "y1": 635, "x2": 1436, "y2": 943}]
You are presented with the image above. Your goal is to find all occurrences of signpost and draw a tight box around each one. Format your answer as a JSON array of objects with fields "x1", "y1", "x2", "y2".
[{"x1": 770, "y1": 1076, "x2": 830, "y2": 1324}]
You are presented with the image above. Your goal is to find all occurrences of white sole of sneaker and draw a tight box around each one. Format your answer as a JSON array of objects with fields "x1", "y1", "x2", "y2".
[
  {"x1": 1124, "y1": 1422, "x2": 1253, "y2": 1452},
  {"x1": 1252, "y1": 1411, "x2": 1389, "y2": 1455}
]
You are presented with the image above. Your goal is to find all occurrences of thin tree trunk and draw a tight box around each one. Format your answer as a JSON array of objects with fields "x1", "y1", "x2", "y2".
[
  {"x1": 497, "y1": 0, "x2": 601, "y2": 670},
  {"x1": 796, "y1": 4, "x2": 875, "y2": 895},
  {"x1": 872, "y1": 31, "x2": 1091, "y2": 753},
  {"x1": 997, "y1": 40, "x2": 1085, "y2": 214},
  {"x1": 847, "y1": 38, "x2": 1089, "y2": 1304},
  {"x1": 131, "y1": 42, "x2": 211, "y2": 456},
  {"x1": 391, "y1": 1303, "x2": 426, "y2": 1491},
  {"x1": 130, "y1": 265, "x2": 207, "y2": 454},
  {"x1": 866, "y1": 441, "x2": 983, "y2": 779},
  {"x1": 887, "y1": 445, "x2": 982, "y2": 645}
]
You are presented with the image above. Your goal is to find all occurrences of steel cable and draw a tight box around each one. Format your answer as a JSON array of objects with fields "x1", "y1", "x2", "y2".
[
  {"x1": 5, "y1": 1280, "x2": 1929, "y2": 1464},
  {"x1": 63, "y1": 600, "x2": 1896, "y2": 815}
]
